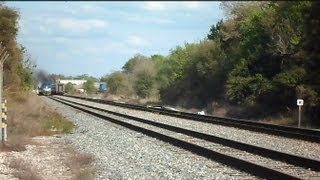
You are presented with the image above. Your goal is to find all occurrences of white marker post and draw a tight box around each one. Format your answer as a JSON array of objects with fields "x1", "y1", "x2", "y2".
[{"x1": 297, "y1": 99, "x2": 304, "y2": 128}]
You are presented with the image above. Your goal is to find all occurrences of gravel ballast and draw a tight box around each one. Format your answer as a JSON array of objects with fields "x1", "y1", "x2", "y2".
[
  {"x1": 55, "y1": 98, "x2": 320, "y2": 179},
  {"x1": 58, "y1": 96, "x2": 320, "y2": 161},
  {"x1": 42, "y1": 97, "x2": 258, "y2": 179}
]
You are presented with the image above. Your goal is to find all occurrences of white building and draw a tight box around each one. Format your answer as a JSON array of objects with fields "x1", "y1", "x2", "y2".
[
  {"x1": 58, "y1": 79, "x2": 86, "y2": 86},
  {"x1": 57, "y1": 79, "x2": 87, "y2": 89}
]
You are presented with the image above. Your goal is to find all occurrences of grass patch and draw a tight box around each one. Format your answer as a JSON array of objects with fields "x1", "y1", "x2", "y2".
[
  {"x1": 0, "y1": 91, "x2": 95, "y2": 179},
  {"x1": 0, "y1": 92, "x2": 74, "y2": 151},
  {"x1": 66, "y1": 150, "x2": 95, "y2": 180},
  {"x1": 7, "y1": 93, "x2": 74, "y2": 137},
  {"x1": 9, "y1": 158, "x2": 41, "y2": 180},
  {"x1": 42, "y1": 111, "x2": 74, "y2": 134}
]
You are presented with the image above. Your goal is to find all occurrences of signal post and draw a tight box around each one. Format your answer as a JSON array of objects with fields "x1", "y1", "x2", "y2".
[{"x1": 0, "y1": 42, "x2": 9, "y2": 142}]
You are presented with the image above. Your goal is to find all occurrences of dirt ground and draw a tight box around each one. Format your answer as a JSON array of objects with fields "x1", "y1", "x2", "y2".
[{"x1": 0, "y1": 135, "x2": 94, "y2": 180}]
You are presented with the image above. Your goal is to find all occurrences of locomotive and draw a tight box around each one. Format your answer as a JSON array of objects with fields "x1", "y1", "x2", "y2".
[
  {"x1": 38, "y1": 81, "x2": 65, "y2": 96},
  {"x1": 38, "y1": 81, "x2": 52, "y2": 96}
]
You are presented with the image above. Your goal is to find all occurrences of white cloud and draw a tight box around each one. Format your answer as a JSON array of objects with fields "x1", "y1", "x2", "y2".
[
  {"x1": 125, "y1": 13, "x2": 175, "y2": 25},
  {"x1": 127, "y1": 35, "x2": 148, "y2": 46},
  {"x1": 25, "y1": 17, "x2": 108, "y2": 34},
  {"x1": 58, "y1": 18, "x2": 108, "y2": 33},
  {"x1": 128, "y1": 17, "x2": 175, "y2": 25},
  {"x1": 143, "y1": 2, "x2": 167, "y2": 11},
  {"x1": 143, "y1": 1, "x2": 203, "y2": 11},
  {"x1": 62, "y1": 4, "x2": 106, "y2": 15},
  {"x1": 72, "y1": 40, "x2": 137, "y2": 55},
  {"x1": 78, "y1": 4, "x2": 106, "y2": 13},
  {"x1": 182, "y1": 2, "x2": 201, "y2": 9}
]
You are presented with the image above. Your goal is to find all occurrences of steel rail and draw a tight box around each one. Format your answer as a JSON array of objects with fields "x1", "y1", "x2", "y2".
[
  {"x1": 50, "y1": 96, "x2": 305, "y2": 180},
  {"x1": 62, "y1": 94, "x2": 320, "y2": 143},
  {"x1": 54, "y1": 96, "x2": 320, "y2": 172}
]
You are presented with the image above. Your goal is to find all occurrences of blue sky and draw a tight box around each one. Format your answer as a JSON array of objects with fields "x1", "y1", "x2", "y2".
[{"x1": 6, "y1": 1, "x2": 224, "y2": 78}]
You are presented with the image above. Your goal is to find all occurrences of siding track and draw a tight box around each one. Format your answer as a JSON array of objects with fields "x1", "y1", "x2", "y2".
[
  {"x1": 63, "y1": 95, "x2": 320, "y2": 143},
  {"x1": 50, "y1": 96, "x2": 320, "y2": 180}
]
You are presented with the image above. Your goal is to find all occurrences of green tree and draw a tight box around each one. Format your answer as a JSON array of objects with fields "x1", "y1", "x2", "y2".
[
  {"x1": 133, "y1": 70, "x2": 154, "y2": 98},
  {"x1": 151, "y1": 54, "x2": 171, "y2": 89},
  {"x1": 106, "y1": 71, "x2": 131, "y2": 96},
  {"x1": 299, "y1": 1, "x2": 320, "y2": 123},
  {"x1": 65, "y1": 82, "x2": 75, "y2": 94},
  {"x1": 75, "y1": 74, "x2": 98, "y2": 81},
  {"x1": 0, "y1": 4, "x2": 25, "y2": 91},
  {"x1": 18, "y1": 45, "x2": 37, "y2": 91},
  {"x1": 207, "y1": 19, "x2": 223, "y2": 40},
  {"x1": 82, "y1": 79, "x2": 96, "y2": 94},
  {"x1": 122, "y1": 54, "x2": 149, "y2": 73}
]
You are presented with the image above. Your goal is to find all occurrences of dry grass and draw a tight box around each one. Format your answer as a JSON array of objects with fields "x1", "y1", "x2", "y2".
[
  {"x1": 0, "y1": 93, "x2": 95, "y2": 180},
  {"x1": 0, "y1": 135, "x2": 28, "y2": 152},
  {"x1": 6, "y1": 92, "x2": 74, "y2": 139},
  {"x1": 9, "y1": 158, "x2": 41, "y2": 180},
  {"x1": 0, "y1": 91, "x2": 96, "y2": 179},
  {"x1": 66, "y1": 149, "x2": 95, "y2": 180},
  {"x1": 262, "y1": 115, "x2": 297, "y2": 126}
]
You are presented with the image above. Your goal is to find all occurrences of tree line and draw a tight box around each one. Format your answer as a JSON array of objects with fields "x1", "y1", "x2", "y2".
[
  {"x1": 1, "y1": 2, "x2": 319, "y2": 125},
  {"x1": 0, "y1": 3, "x2": 35, "y2": 92},
  {"x1": 104, "y1": 1, "x2": 320, "y2": 125}
]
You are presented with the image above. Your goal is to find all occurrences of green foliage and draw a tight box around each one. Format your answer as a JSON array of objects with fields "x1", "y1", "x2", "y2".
[
  {"x1": 65, "y1": 82, "x2": 75, "y2": 94},
  {"x1": 106, "y1": 71, "x2": 131, "y2": 95},
  {"x1": 153, "y1": 57, "x2": 173, "y2": 89},
  {"x1": 207, "y1": 19, "x2": 223, "y2": 40},
  {"x1": 17, "y1": 66, "x2": 33, "y2": 91},
  {"x1": 122, "y1": 54, "x2": 149, "y2": 73},
  {"x1": 100, "y1": 74, "x2": 108, "y2": 83},
  {"x1": 227, "y1": 73, "x2": 272, "y2": 105},
  {"x1": 0, "y1": 4, "x2": 21, "y2": 89},
  {"x1": 167, "y1": 44, "x2": 196, "y2": 81},
  {"x1": 82, "y1": 79, "x2": 96, "y2": 94},
  {"x1": 133, "y1": 70, "x2": 154, "y2": 98},
  {"x1": 150, "y1": 54, "x2": 170, "y2": 88},
  {"x1": 272, "y1": 66, "x2": 306, "y2": 88},
  {"x1": 43, "y1": 113, "x2": 74, "y2": 134},
  {"x1": 102, "y1": 1, "x2": 320, "y2": 125},
  {"x1": 0, "y1": 4, "x2": 19, "y2": 43},
  {"x1": 75, "y1": 74, "x2": 98, "y2": 81},
  {"x1": 18, "y1": 45, "x2": 36, "y2": 91}
]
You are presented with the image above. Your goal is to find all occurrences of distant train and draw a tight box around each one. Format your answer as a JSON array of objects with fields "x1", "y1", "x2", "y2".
[
  {"x1": 38, "y1": 81, "x2": 52, "y2": 96},
  {"x1": 38, "y1": 81, "x2": 65, "y2": 96}
]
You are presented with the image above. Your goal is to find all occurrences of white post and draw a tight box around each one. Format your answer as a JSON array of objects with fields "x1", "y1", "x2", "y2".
[
  {"x1": 298, "y1": 105, "x2": 301, "y2": 128},
  {"x1": 297, "y1": 99, "x2": 304, "y2": 128}
]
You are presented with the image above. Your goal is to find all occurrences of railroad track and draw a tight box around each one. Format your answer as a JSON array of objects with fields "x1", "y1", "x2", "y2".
[
  {"x1": 49, "y1": 96, "x2": 320, "y2": 180},
  {"x1": 62, "y1": 95, "x2": 320, "y2": 143}
]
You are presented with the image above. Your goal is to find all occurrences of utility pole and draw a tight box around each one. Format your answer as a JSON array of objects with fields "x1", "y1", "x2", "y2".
[{"x1": 0, "y1": 42, "x2": 10, "y2": 142}]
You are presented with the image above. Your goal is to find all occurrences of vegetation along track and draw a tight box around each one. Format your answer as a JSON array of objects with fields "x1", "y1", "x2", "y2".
[
  {"x1": 62, "y1": 95, "x2": 320, "y2": 143},
  {"x1": 50, "y1": 96, "x2": 320, "y2": 180}
]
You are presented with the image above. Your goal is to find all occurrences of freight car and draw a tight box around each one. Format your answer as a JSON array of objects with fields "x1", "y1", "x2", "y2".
[{"x1": 51, "y1": 83, "x2": 65, "y2": 95}]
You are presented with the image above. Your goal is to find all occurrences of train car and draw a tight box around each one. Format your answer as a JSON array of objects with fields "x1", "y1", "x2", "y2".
[
  {"x1": 38, "y1": 81, "x2": 52, "y2": 96},
  {"x1": 97, "y1": 82, "x2": 107, "y2": 93},
  {"x1": 52, "y1": 83, "x2": 65, "y2": 95}
]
